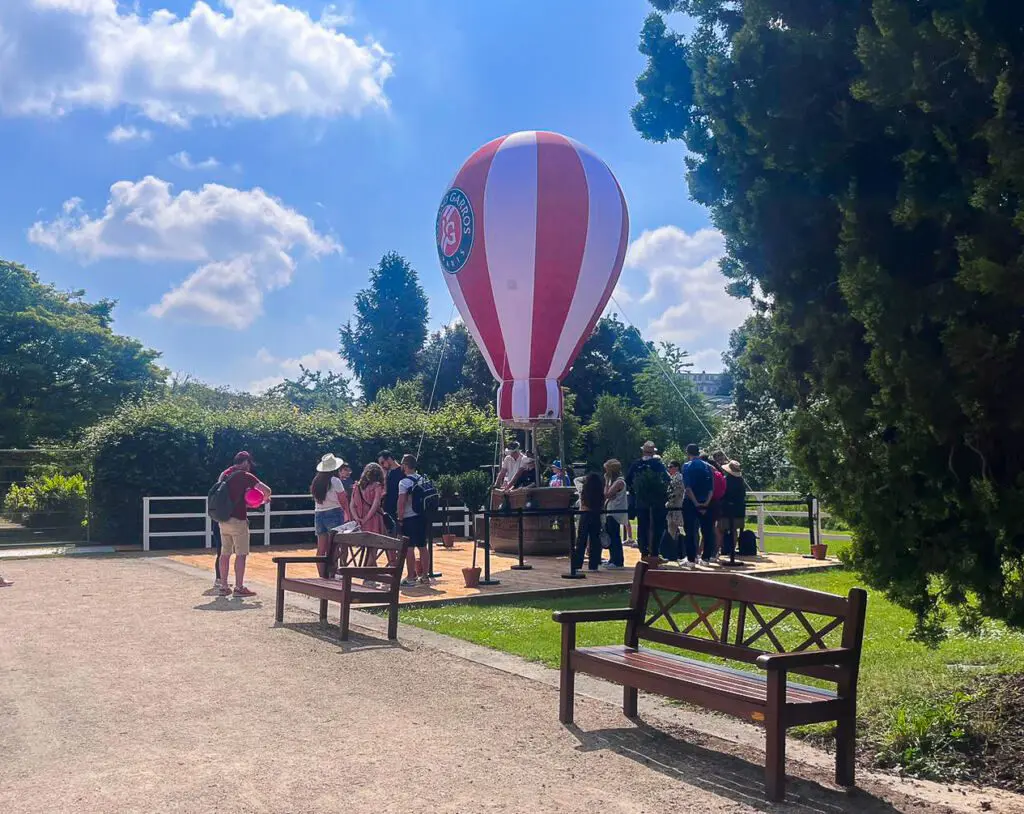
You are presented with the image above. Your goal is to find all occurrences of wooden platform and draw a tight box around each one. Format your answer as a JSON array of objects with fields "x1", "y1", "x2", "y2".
[{"x1": 169, "y1": 538, "x2": 839, "y2": 606}]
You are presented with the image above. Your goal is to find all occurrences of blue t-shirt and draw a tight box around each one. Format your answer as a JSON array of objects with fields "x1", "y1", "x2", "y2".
[{"x1": 683, "y1": 458, "x2": 714, "y2": 504}]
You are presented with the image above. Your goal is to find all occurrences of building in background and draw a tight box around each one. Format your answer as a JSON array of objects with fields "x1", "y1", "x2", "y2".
[{"x1": 686, "y1": 371, "x2": 726, "y2": 397}]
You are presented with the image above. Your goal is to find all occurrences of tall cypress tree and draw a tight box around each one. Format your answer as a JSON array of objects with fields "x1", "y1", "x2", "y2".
[{"x1": 340, "y1": 252, "x2": 429, "y2": 402}]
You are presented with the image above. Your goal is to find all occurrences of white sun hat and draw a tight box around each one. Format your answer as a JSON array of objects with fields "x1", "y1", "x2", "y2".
[{"x1": 316, "y1": 453, "x2": 345, "y2": 472}]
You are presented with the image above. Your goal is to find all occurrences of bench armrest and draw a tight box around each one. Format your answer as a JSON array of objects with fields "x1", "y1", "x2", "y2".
[
  {"x1": 272, "y1": 556, "x2": 328, "y2": 564},
  {"x1": 552, "y1": 608, "x2": 635, "y2": 624},
  {"x1": 756, "y1": 648, "x2": 856, "y2": 670}
]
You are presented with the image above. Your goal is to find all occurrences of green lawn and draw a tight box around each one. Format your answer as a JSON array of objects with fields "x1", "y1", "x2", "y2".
[{"x1": 394, "y1": 568, "x2": 1024, "y2": 780}]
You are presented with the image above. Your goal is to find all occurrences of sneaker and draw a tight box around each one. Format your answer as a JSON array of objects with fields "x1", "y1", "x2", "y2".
[
  {"x1": 233, "y1": 586, "x2": 256, "y2": 598},
  {"x1": 217, "y1": 585, "x2": 233, "y2": 596},
  {"x1": 362, "y1": 579, "x2": 380, "y2": 589},
  {"x1": 214, "y1": 579, "x2": 223, "y2": 589},
  {"x1": 601, "y1": 562, "x2": 624, "y2": 570},
  {"x1": 700, "y1": 559, "x2": 713, "y2": 567},
  {"x1": 400, "y1": 578, "x2": 419, "y2": 587},
  {"x1": 418, "y1": 575, "x2": 432, "y2": 585},
  {"x1": 682, "y1": 560, "x2": 696, "y2": 570}
]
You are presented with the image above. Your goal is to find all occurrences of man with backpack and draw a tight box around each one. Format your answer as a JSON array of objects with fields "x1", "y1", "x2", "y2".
[
  {"x1": 682, "y1": 444, "x2": 716, "y2": 567},
  {"x1": 396, "y1": 454, "x2": 437, "y2": 586},
  {"x1": 208, "y1": 451, "x2": 271, "y2": 597},
  {"x1": 626, "y1": 441, "x2": 670, "y2": 557}
]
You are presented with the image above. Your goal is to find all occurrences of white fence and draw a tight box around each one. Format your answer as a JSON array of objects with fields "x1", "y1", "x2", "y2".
[
  {"x1": 143, "y1": 490, "x2": 840, "y2": 553},
  {"x1": 142, "y1": 494, "x2": 472, "y2": 552}
]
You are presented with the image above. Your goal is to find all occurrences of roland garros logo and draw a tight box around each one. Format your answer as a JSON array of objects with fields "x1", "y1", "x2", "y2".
[{"x1": 436, "y1": 187, "x2": 474, "y2": 274}]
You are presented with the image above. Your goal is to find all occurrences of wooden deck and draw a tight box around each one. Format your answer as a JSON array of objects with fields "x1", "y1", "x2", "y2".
[{"x1": 169, "y1": 538, "x2": 839, "y2": 606}]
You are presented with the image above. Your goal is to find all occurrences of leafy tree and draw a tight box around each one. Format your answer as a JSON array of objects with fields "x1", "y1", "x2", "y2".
[
  {"x1": 564, "y1": 314, "x2": 653, "y2": 419},
  {"x1": 0, "y1": 260, "x2": 164, "y2": 447},
  {"x1": 634, "y1": 1, "x2": 1024, "y2": 629},
  {"x1": 722, "y1": 314, "x2": 791, "y2": 418},
  {"x1": 340, "y1": 252, "x2": 428, "y2": 402},
  {"x1": 264, "y1": 368, "x2": 353, "y2": 413},
  {"x1": 417, "y1": 323, "x2": 469, "y2": 407},
  {"x1": 709, "y1": 398, "x2": 794, "y2": 491},
  {"x1": 459, "y1": 333, "x2": 497, "y2": 410},
  {"x1": 583, "y1": 395, "x2": 651, "y2": 470},
  {"x1": 163, "y1": 374, "x2": 260, "y2": 412},
  {"x1": 635, "y1": 342, "x2": 717, "y2": 450}
]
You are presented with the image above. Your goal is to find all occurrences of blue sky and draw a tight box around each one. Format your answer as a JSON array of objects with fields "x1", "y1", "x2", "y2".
[{"x1": 0, "y1": 0, "x2": 748, "y2": 392}]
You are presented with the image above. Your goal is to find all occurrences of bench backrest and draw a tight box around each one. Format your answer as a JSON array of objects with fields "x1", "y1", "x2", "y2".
[
  {"x1": 326, "y1": 531, "x2": 407, "y2": 589},
  {"x1": 626, "y1": 561, "x2": 867, "y2": 688}
]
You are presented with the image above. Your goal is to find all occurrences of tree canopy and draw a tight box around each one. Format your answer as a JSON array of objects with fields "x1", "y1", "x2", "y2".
[
  {"x1": 635, "y1": 1, "x2": 1024, "y2": 629},
  {"x1": 340, "y1": 252, "x2": 429, "y2": 402},
  {"x1": 0, "y1": 260, "x2": 164, "y2": 447}
]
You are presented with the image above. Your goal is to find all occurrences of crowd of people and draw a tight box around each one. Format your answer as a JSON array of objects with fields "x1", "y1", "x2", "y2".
[
  {"x1": 210, "y1": 448, "x2": 436, "y2": 598},
  {"x1": 207, "y1": 437, "x2": 747, "y2": 596},
  {"x1": 491, "y1": 439, "x2": 746, "y2": 573}
]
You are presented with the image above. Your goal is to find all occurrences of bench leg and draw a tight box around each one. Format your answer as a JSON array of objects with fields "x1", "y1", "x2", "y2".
[
  {"x1": 340, "y1": 598, "x2": 351, "y2": 641},
  {"x1": 836, "y1": 714, "x2": 856, "y2": 787},
  {"x1": 319, "y1": 599, "x2": 328, "y2": 624},
  {"x1": 387, "y1": 603, "x2": 399, "y2": 640},
  {"x1": 559, "y1": 623, "x2": 576, "y2": 725},
  {"x1": 765, "y1": 671, "x2": 786, "y2": 802},
  {"x1": 624, "y1": 686, "x2": 638, "y2": 718},
  {"x1": 275, "y1": 586, "x2": 285, "y2": 624}
]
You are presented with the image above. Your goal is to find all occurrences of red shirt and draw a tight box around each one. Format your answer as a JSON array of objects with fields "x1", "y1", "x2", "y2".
[{"x1": 220, "y1": 467, "x2": 259, "y2": 521}]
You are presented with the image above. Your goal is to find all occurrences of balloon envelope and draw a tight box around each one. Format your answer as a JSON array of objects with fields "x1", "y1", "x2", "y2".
[{"x1": 436, "y1": 131, "x2": 629, "y2": 424}]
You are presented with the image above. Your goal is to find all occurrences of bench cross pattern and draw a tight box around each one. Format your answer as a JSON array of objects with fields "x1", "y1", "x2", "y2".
[{"x1": 554, "y1": 561, "x2": 867, "y2": 802}]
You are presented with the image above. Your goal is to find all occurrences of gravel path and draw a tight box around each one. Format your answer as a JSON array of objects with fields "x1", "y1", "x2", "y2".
[{"x1": 0, "y1": 556, "x2": 1000, "y2": 813}]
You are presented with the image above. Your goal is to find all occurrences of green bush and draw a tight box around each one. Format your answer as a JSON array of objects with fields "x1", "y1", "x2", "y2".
[
  {"x1": 458, "y1": 470, "x2": 492, "y2": 517},
  {"x1": 85, "y1": 398, "x2": 495, "y2": 544},
  {"x1": 2, "y1": 472, "x2": 88, "y2": 531}
]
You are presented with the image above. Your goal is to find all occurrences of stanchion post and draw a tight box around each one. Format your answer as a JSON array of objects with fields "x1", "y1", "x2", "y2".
[
  {"x1": 562, "y1": 508, "x2": 585, "y2": 579},
  {"x1": 807, "y1": 494, "x2": 817, "y2": 555},
  {"x1": 511, "y1": 507, "x2": 532, "y2": 571},
  {"x1": 480, "y1": 509, "x2": 500, "y2": 585}
]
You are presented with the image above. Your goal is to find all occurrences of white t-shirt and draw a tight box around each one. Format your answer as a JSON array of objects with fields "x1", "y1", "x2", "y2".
[
  {"x1": 314, "y1": 476, "x2": 346, "y2": 512},
  {"x1": 398, "y1": 475, "x2": 420, "y2": 518},
  {"x1": 500, "y1": 454, "x2": 525, "y2": 487}
]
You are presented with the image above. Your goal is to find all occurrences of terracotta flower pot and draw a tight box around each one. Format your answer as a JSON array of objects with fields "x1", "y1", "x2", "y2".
[
  {"x1": 462, "y1": 566, "x2": 481, "y2": 588},
  {"x1": 442, "y1": 533, "x2": 456, "y2": 548},
  {"x1": 810, "y1": 543, "x2": 828, "y2": 560}
]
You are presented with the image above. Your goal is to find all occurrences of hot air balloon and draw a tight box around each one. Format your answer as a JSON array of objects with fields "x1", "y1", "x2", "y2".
[{"x1": 435, "y1": 131, "x2": 629, "y2": 427}]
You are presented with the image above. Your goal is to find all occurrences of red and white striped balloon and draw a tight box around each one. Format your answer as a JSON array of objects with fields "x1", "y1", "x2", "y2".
[{"x1": 436, "y1": 131, "x2": 629, "y2": 423}]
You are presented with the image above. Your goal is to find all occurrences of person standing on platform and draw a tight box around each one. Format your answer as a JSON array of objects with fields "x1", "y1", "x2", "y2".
[
  {"x1": 494, "y1": 441, "x2": 526, "y2": 491},
  {"x1": 572, "y1": 473, "x2": 606, "y2": 572},
  {"x1": 664, "y1": 460, "x2": 686, "y2": 562},
  {"x1": 720, "y1": 459, "x2": 747, "y2": 558},
  {"x1": 396, "y1": 454, "x2": 430, "y2": 586},
  {"x1": 683, "y1": 444, "x2": 716, "y2": 566},
  {"x1": 626, "y1": 441, "x2": 669, "y2": 557},
  {"x1": 377, "y1": 450, "x2": 404, "y2": 534},
  {"x1": 602, "y1": 459, "x2": 627, "y2": 569}
]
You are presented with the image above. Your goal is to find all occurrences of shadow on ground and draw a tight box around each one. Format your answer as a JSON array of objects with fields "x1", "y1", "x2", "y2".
[
  {"x1": 275, "y1": 621, "x2": 409, "y2": 654},
  {"x1": 567, "y1": 721, "x2": 901, "y2": 814}
]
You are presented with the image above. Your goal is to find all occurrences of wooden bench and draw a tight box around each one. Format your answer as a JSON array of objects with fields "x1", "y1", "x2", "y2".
[
  {"x1": 554, "y1": 560, "x2": 866, "y2": 801},
  {"x1": 273, "y1": 530, "x2": 409, "y2": 640}
]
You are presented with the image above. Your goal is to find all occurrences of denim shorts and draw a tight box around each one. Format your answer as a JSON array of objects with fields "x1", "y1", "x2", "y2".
[{"x1": 314, "y1": 507, "x2": 345, "y2": 535}]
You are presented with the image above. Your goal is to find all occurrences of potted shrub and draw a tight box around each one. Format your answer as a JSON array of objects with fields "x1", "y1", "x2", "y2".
[
  {"x1": 458, "y1": 471, "x2": 491, "y2": 586},
  {"x1": 436, "y1": 475, "x2": 460, "y2": 547},
  {"x1": 810, "y1": 542, "x2": 829, "y2": 560}
]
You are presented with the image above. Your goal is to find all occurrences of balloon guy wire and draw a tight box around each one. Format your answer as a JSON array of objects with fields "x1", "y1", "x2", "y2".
[{"x1": 417, "y1": 302, "x2": 458, "y2": 461}]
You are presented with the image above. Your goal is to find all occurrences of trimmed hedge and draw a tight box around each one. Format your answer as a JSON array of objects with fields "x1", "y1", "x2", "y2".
[{"x1": 86, "y1": 398, "x2": 495, "y2": 544}]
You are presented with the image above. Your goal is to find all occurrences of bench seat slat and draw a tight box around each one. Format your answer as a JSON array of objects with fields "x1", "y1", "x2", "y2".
[{"x1": 577, "y1": 645, "x2": 837, "y2": 705}]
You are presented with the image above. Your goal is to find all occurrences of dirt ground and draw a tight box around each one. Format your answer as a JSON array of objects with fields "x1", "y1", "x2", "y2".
[{"x1": 0, "y1": 556, "x2": 1012, "y2": 813}]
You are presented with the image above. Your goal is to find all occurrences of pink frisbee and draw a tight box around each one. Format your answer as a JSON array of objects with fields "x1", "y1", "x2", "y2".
[{"x1": 244, "y1": 488, "x2": 264, "y2": 508}]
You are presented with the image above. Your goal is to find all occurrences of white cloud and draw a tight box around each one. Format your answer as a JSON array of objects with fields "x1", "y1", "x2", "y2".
[
  {"x1": 621, "y1": 225, "x2": 752, "y2": 371},
  {"x1": 28, "y1": 175, "x2": 339, "y2": 328},
  {"x1": 106, "y1": 124, "x2": 151, "y2": 143},
  {"x1": 249, "y1": 347, "x2": 348, "y2": 393},
  {"x1": 0, "y1": 0, "x2": 393, "y2": 125},
  {"x1": 170, "y1": 151, "x2": 220, "y2": 171}
]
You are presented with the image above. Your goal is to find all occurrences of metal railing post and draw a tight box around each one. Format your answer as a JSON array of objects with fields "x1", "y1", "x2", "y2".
[
  {"x1": 143, "y1": 497, "x2": 151, "y2": 552},
  {"x1": 511, "y1": 507, "x2": 532, "y2": 570},
  {"x1": 263, "y1": 498, "x2": 271, "y2": 546},
  {"x1": 757, "y1": 501, "x2": 766, "y2": 554},
  {"x1": 204, "y1": 499, "x2": 212, "y2": 549}
]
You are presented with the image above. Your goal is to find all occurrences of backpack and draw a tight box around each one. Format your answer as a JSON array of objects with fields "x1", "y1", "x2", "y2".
[
  {"x1": 738, "y1": 529, "x2": 758, "y2": 556},
  {"x1": 408, "y1": 474, "x2": 439, "y2": 517},
  {"x1": 711, "y1": 468, "x2": 727, "y2": 501},
  {"x1": 207, "y1": 470, "x2": 245, "y2": 522}
]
